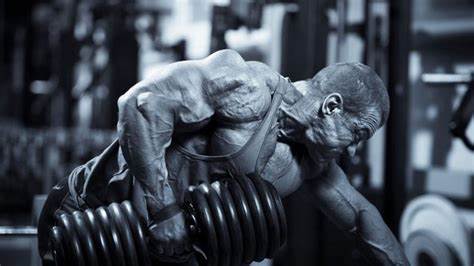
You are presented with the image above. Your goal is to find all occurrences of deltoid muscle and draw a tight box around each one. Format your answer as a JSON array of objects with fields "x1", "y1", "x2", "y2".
[{"x1": 49, "y1": 174, "x2": 287, "y2": 266}]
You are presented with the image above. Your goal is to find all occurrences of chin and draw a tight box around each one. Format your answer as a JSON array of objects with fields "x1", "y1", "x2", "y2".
[
  {"x1": 314, "y1": 149, "x2": 342, "y2": 163},
  {"x1": 308, "y1": 150, "x2": 330, "y2": 164}
]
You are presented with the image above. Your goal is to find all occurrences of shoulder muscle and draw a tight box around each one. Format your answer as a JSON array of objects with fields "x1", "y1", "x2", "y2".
[{"x1": 119, "y1": 61, "x2": 214, "y2": 130}]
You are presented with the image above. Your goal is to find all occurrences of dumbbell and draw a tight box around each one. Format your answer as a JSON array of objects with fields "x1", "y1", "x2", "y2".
[{"x1": 48, "y1": 174, "x2": 287, "y2": 266}]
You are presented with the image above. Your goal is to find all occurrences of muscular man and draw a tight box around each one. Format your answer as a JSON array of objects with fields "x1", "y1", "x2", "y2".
[{"x1": 38, "y1": 49, "x2": 408, "y2": 265}]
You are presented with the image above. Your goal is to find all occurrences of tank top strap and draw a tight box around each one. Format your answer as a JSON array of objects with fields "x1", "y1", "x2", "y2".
[{"x1": 229, "y1": 77, "x2": 288, "y2": 175}]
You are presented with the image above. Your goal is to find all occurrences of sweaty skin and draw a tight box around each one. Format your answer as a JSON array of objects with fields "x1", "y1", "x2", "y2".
[{"x1": 115, "y1": 49, "x2": 408, "y2": 265}]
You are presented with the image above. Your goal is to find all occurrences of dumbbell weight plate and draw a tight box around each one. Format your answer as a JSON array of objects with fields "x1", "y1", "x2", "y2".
[
  {"x1": 190, "y1": 186, "x2": 219, "y2": 266},
  {"x1": 120, "y1": 201, "x2": 151, "y2": 266},
  {"x1": 198, "y1": 183, "x2": 232, "y2": 266},
  {"x1": 404, "y1": 230, "x2": 460, "y2": 266},
  {"x1": 109, "y1": 203, "x2": 140, "y2": 266},
  {"x1": 49, "y1": 226, "x2": 69, "y2": 266},
  {"x1": 84, "y1": 209, "x2": 113, "y2": 266},
  {"x1": 211, "y1": 180, "x2": 244, "y2": 266},
  {"x1": 72, "y1": 211, "x2": 99, "y2": 266},
  {"x1": 227, "y1": 178, "x2": 256, "y2": 264},
  {"x1": 96, "y1": 207, "x2": 126, "y2": 266},
  {"x1": 235, "y1": 175, "x2": 268, "y2": 262},
  {"x1": 57, "y1": 213, "x2": 86, "y2": 266},
  {"x1": 268, "y1": 183, "x2": 287, "y2": 247},
  {"x1": 247, "y1": 174, "x2": 281, "y2": 257}
]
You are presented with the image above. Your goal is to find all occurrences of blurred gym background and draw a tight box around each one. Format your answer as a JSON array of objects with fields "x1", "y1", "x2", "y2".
[{"x1": 0, "y1": 0, "x2": 473, "y2": 265}]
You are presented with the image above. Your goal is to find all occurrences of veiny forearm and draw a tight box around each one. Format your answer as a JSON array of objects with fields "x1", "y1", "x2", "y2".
[
  {"x1": 342, "y1": 191, "x2": 409, "y2": 265},
  {"x1": 305, "y1": 161, "x2": 409, "y2": 265}
]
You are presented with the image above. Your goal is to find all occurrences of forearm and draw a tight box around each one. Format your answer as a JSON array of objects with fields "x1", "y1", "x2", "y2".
[
  {"x1": 345, "y1": 195, "x2": 408, "y2": 265},
  {"x1": 305, "y1": 161, "x2": 408, "y2": 265}
]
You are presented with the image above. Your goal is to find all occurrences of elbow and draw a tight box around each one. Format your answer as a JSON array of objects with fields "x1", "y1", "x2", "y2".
[
  {"x1": 117, "y1": 80, "x2": 153, "y2": 114},
  {"x1": 117, "y1": 94, "x2": 134, "y2": 113},
  {"x1": 116, "y1": 94, "x2": 137, "y2": 139}
]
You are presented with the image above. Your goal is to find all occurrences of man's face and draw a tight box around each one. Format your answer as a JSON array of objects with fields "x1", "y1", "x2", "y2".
[
  {"x1": 279, "y1": 79, "x2": 384, "y2": 165},
  {"x1": 303, "y1": 112, "x2": 378, "y2": 164}
]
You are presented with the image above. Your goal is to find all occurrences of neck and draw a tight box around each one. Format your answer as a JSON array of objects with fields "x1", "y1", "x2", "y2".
[
  {"x1": 276, "y1": 81, "x2": 333, "y2": 171},
  {"x1": 277, "y1": 80, "x2": 312, "y2": 143}
]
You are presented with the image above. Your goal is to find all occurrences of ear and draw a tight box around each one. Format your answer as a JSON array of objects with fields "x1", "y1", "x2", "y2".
[{"x1": 322, "y1": 92, "x2": 343, "y2": 116}]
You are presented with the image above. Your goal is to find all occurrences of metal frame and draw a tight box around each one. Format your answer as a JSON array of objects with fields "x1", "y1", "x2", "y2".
[
  {"x1": 383, "y1": 0, "x2": 412, "y2": 235},
  {"x1": 280, "y1": 0, "x2": 329, "y2": 80}
]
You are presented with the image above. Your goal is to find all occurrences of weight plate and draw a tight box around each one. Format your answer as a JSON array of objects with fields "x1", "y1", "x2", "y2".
[
  {"x1": 227, "y1": 178, "x2": 256, "y2": 263},
  {"x1": 72, "y1": 211, "x2": 99, "y2": 266},
  {"x1": 109, "y1": 203, "x2": 139, "y2": 266},
  {"x1": 58, "y1": 213, "x2": 85, "y2": 266},
  {"x1": 96, "y1": 207, "x2": 126, "y2": 266},
  {"x1": 235, "y1": 175, "x2": 268, "y2": 262},
  {"x1": 212, "y1": 180, "x2": 243, "y2": 266},
  {"x1": 268, "y1": 183, "x2": 287, "y2": 246},
  {"x1": 84, "y1": 209, "x2": 113, "y2": 266},
  {"x1": 400, "y1": 194, "x2": 470, "y2": 266},
  {"x1": 191, "y1": 187, "x2": 219, "y2": 266},
  {"x1": 404, "y1": 230, "x2": 460, "y2": 266},
  {"x1": 248, "y1": 175, "x2": 281, "y2": 257},
  {"x1": 50, "y1": 226, "x2": 69, "y2": 266},
  {"x1": 199, "y1": 183, "x2": 232, "y2": 266},
  {"x1": 120, "y1": 201, "x2": 151, "y2": 266}
]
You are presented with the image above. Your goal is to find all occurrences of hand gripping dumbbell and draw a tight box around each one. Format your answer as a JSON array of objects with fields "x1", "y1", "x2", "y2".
[{"x1": 48, "y1": 174, "x2": 287, "y2": 266}]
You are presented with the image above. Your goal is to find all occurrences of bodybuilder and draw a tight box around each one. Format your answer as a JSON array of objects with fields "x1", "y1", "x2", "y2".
[{"x1": 39, "y1": 49, "x2": 409, "y2": 265}]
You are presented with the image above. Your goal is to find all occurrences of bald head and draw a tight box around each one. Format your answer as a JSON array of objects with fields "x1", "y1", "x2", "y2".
[
  {"x1": 279, "y1": 62, "x2": 390, "y2": 162},
  {"x1": 310, "y1": 62, "x2": 390, "y2": 131}
]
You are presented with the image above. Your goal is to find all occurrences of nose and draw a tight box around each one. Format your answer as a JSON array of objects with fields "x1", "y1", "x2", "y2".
[{"x1": 346, "y1": 144, "x2": 358, "y2": 157}]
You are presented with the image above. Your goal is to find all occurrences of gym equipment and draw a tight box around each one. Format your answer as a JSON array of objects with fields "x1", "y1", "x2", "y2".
[
  {"x1": 400, "y1": 194, "x2": 473, "y2": 266},
  {"x1": 210, "y1": 0, "x2": 264, "y2": 52},
  {"x1": 422, "y1": 72, "x2": 474, "y2": 151},
  {"x1": 0, "y1": 126, "x2": 116, "y2": 211},
  {"x1": 0, "y1": 226, "x2": 37, "y2": 236},
  {"x1": 48, "y1": 174, "x2": 287, "y2": 266}
]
